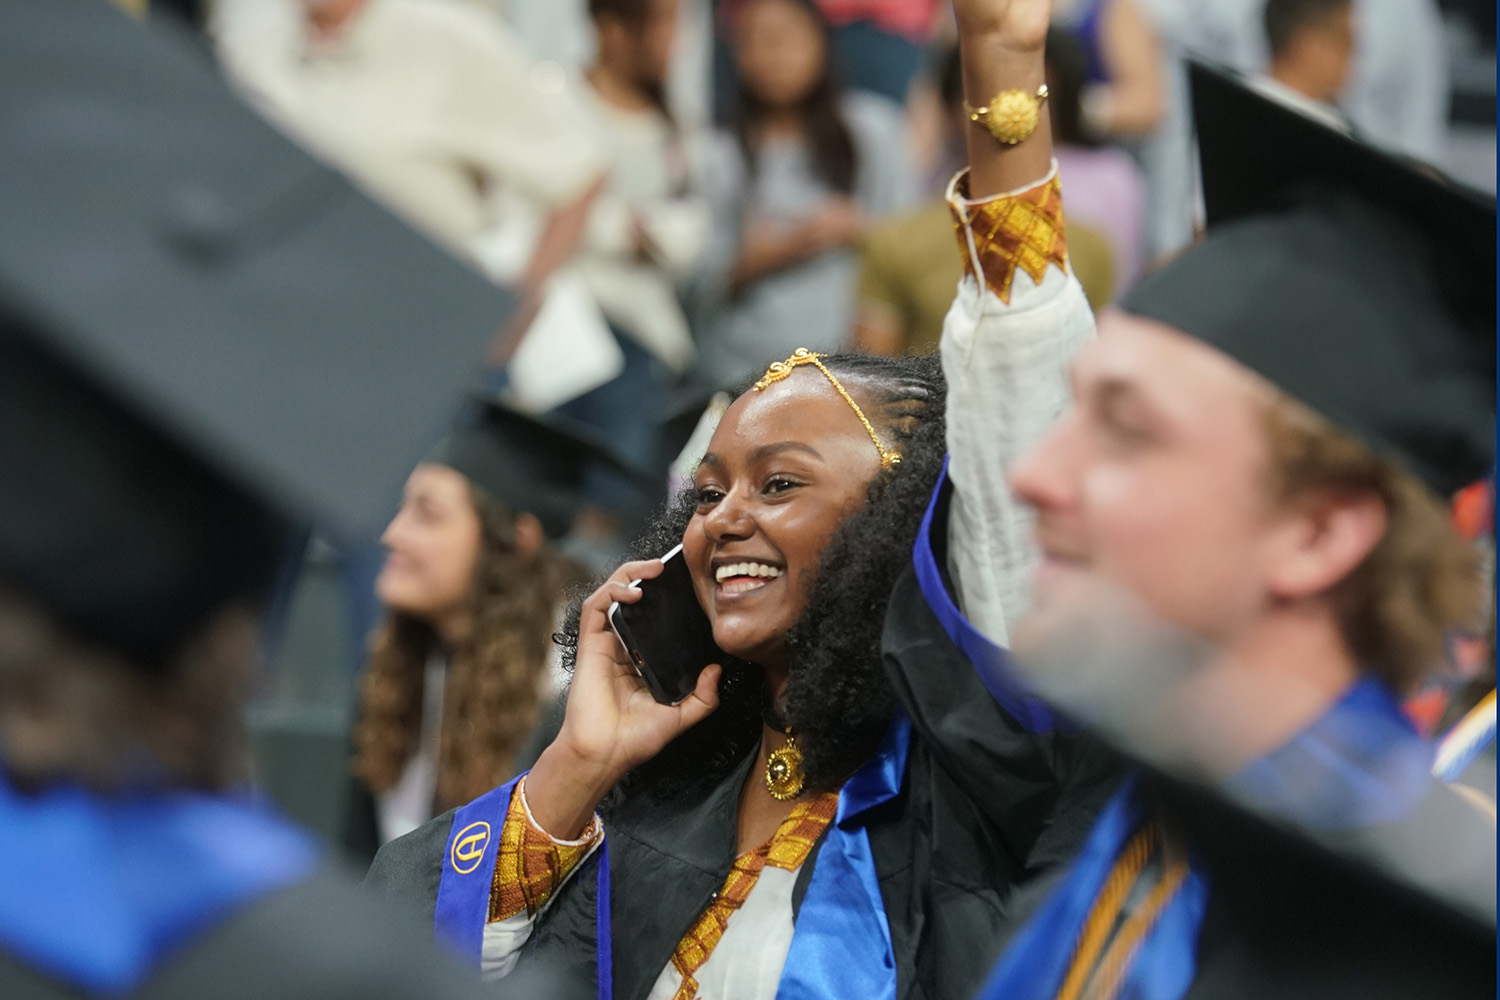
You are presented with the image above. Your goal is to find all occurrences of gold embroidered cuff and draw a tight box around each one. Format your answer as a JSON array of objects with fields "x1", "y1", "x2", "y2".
[
  {"x1": 948, "y1": 169, "x2": 1069, "y2": 304},
  {"x1": 488, "y1": 777, "x2": 603, "y2": 922}
]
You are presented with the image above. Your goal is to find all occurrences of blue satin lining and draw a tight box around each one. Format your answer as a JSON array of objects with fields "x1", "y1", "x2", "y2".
[
  {"x1": 975, "y1": 775, "x2": 1208, "y2": 1000},
  {"x1": 775, "y1": 714, "x2": 910, "y2": 1000},
  {"x1": 912, "y1": 459, "x2": 1067, "y2": 734},
  {"x1": 0, "y1": 773, "x2": 317, "y2": 995},
  {"x1": 1224, "y1": 677, "x2": 1434, "y2": 831}
]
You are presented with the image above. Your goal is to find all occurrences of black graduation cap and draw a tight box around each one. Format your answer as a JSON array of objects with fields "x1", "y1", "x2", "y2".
[
  {"x1": 429, "y1": 400, "x2": 652, "y2": 540},
  {"x1": 1122, "y1": 60, "x2": 1496, "y2": 497},
  {"x1": 0, "y1": 1, "x2": 515, "y2": 668}
]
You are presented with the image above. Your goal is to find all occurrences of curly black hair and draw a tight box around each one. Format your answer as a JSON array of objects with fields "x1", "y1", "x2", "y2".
[{"x1": 556, "y1": 352, "x2": 947, "y2": 808}]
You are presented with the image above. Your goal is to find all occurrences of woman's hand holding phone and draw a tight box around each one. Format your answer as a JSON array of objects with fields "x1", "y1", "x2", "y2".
[{"x1": 525, "y1": 559, "x2": 722, "y2": 840}]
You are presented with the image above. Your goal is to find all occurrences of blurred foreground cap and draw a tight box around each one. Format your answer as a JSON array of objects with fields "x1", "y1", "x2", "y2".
[
  {"x1": 430, "y1": 400, "x2": 651, "y2": 540},
  {"x1": 1122, "y1": 60, "x2": 1495, "y2": 497},
  {"x1": 0, "y1": 1, "x2": 514, "y2": 667}
]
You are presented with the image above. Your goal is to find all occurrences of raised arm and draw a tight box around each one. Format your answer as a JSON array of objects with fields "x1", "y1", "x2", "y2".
[{"x1": 942, "y1": 0, "x2": 1097, "y2": 648}]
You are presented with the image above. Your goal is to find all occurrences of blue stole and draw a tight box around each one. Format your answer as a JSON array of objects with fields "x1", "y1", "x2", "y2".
[
  {"x1": 912, "y1": 461, "x2": 1069, "y2": 735},
  {"x1": 774, "y1": 714, "x2": 909, "y2": 1000},
  {"x1": 432, "y1": 722, "x2": 912, "y2": 1000},
  {"x1": 977, "y1": 678, "x2": 1439, "y2": 1000},
  {"x1": 1224, "y1": 676, "x2": 1434, "y2": 831},
  {"x1": 0, "y1": 773, "x2": 318, "y2": 995},
  {"x1": 975, "y1": 775, "x2": 1209, "y2": 1000},
  {"x1": 433, "y1": 773, "x2": 614, "y2": 1000}
]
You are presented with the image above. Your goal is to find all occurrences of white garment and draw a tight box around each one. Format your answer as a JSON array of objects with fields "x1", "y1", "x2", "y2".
[
  {"x1": 695, "y1": 91, "x2": 919, "y2": 386},
  {"x1": 478, "y1": 167, "x2": 1095, "y2": 996},
  {"x1": 213, "y1": 0, "x2": 605, "y2": 259},
  {"x1": 642, "y1": 866, "x2": 801, "y2": 1000},
  {"x1": 377, "y1": 657, "x2": 447, "y2": 844},
  {"x1": 573, "y1": 86, "x2": 711, "y2": 373},
  {"x1": 1142, "y1": 0, "x2": 1449, "y2": 162},
  {"x1": 942, "y1": 164, "x2": 1098, "y2": 647},
  {"x1": 1247, "y1": 75, "x2": 1353, "y2": 134}
]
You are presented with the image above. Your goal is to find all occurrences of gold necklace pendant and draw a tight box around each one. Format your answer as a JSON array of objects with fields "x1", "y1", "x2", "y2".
[{"x1": 765, "y1": 737, "x2": 805, "y2": 801}]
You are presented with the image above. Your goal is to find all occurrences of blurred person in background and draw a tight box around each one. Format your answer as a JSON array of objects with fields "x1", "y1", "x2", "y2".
[
  {"x1": 814, "y1": 0, "x2": 946, "y2": 102},
  {"x1": 1051, "y1": 0, "x2": 1182, "y2": 264},
  {"x1": 212, "y1": 0, "x2": 609, "y2": 668},
  {"x1": 554, "y1": 0, "x2": 712, "y2": 534},
  {"x1": 0, "y1": 4, "x2": 518, "y2": 994},
  {"x1": 1051, "y1": 0, "x2": 1166, "y2": 138},
  {"x1": 1046, "y1": 26, "x2": 1145, "y2": 296},
  {"x1": 852, "y1": 43, "x2": 1113, "y2": 356},
  {"x1": 1153, "y1": 0, "x2": 1451, "y2": 164},
  {"x1": 1254, "y1": 0, "x2": 1355, "y2": 129},
  {"x1": 212, "y1": 0, "x2": 605, "y2": 310},
  {"x1": 694, "y1": 0, "x2": 915, "y2": 387},
  {"x1": 348, "y1": 405, "x2": 607, "y2": 855}
]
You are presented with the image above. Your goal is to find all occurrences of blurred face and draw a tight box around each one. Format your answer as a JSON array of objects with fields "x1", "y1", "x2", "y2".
[
  {"x1": 1297, "y1": 2, "x2": 1356, "y2": 101},
  {"x1": 1009, "y1": 312, "x2": 1282, "y2": 646},
  {"x1": 376, "y1": 464, "x2": 483, "y2": 624},
  {"x1": 633, "y1": 0, "x2": 681, "y2": 90},
  {"x1": 734, "y1": 0, "x2": 828, "y2": 110},
  {"x1": 599, "y1": 0, "x2": 681, "y2": 91},
  {"x1": 683, "y1": 371, "x2": 883, "y2": 667}
]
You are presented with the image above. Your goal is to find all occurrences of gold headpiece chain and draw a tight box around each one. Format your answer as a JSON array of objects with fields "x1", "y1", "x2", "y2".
[{"x1": 753, "y1": 349, "x2": 901, "y2": 470}]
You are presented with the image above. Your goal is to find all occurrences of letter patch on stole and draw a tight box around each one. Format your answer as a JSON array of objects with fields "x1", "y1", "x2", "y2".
[{"x1": 451, "y1": 821, "x2": 492, "y2": 874}]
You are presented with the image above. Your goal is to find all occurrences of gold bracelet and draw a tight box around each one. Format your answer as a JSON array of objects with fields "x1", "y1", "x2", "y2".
[{"x1": 964, "y1": 84, "x2": 1049, "y2": 146}]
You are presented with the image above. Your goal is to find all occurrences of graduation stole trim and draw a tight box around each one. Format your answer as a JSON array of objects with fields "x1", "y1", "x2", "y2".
[
  {"x1": 912, "y1": 460, "x2": 1070, "y2": 734},
  {"x1": 434, "y1": 772, "x2": 614, "y2": 1000},
  {"x1": 974, "y1": 775, "x2": 1210, "y2": 1000},
  {"x1": 435, "y1": 720, "x2": 912, "y2": 1000},
  {"x1": 1434, "y1": 689, "x2": 1497, "y2": 783}
]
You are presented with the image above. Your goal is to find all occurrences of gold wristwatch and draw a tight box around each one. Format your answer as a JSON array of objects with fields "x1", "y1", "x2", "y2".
[{"x1": 965, "y1": 84, "x2": 1050, "y2": 146}]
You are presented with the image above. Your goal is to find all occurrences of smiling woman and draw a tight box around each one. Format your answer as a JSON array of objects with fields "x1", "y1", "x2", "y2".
[{"x1": 364, "y1": 2, "x2": 1121, "y2": 997}]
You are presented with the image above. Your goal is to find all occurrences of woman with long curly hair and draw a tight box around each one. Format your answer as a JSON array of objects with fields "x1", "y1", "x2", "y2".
[
  {"x1": 351, "y1": 402, "x2": 593, "y2": 846},
  {"x1": 367, "y1": 3, "x2": 1119, "y2": 997},
  {"x1": 694, "y1": 0, "x2": 915, "y2": 386}
]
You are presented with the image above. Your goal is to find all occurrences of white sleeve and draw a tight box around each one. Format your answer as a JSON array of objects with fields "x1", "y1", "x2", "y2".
[
  {"x1": 941, "y1": 163, "x2": 1097, "y2": 648},
  {"x1": 478, "y1": 789, "x2": 605, "y2": 980}
]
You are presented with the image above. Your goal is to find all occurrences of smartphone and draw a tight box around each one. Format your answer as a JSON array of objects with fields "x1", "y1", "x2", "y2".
[{"x1": 608, "y1": 544, "x2": 723, "y2": 705}]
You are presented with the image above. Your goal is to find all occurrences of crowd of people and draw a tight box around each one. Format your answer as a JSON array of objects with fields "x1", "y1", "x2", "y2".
[
  {"x1": 202, "y1": 0, "x2": 1479, "y2": 536},
  {"x1": 0, "y1": 0, "x2": 1496, "y2": 998}
]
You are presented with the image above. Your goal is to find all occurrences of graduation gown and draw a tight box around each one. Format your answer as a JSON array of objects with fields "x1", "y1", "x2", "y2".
[
  {"x1": 364, "y1": 479, "x2": 1121, "y2": 1000},
  {"x1": 974, "y1": 678, "x2": 1499, "y2": 1000},
  {"x1": 1164, "y1": 775, "x2": 1497, "y2": 1000},
  {"x1": 0, "y1": 772, "x2": 492, "y2": 1000},
  {"x1": 0, "y1": 867, "x2": 497, "y2": 1000}
]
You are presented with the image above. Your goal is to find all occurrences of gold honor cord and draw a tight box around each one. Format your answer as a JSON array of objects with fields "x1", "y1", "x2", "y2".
[
  {"x1": 753, "y1": 349, "x2": 902, "y2": 470},
  {"x1": 1054, "y1": 822, "x2": 1192, "y2": 1000}
]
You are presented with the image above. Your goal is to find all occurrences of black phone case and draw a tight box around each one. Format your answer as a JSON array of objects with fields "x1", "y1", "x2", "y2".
[{"x1": 610, "y1": 553, "x2": 723, "y2": 705}]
